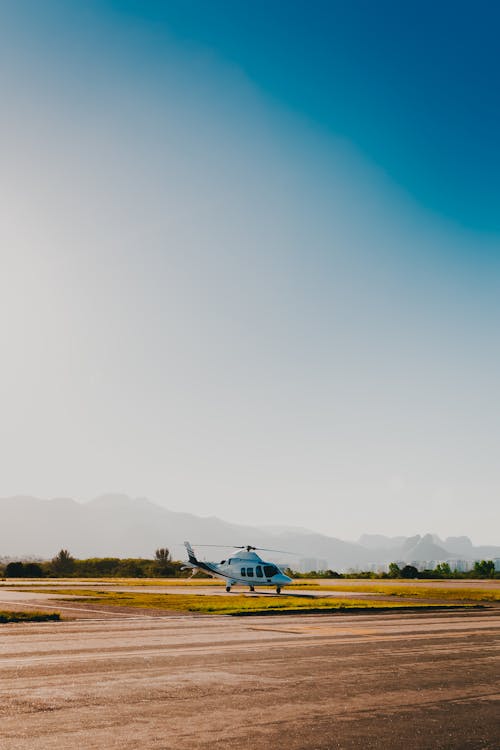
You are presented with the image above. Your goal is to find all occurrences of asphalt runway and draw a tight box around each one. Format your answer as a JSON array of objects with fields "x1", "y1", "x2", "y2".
[{"x1": 0, "y1": 607, "x2": 498, "y2": 749}]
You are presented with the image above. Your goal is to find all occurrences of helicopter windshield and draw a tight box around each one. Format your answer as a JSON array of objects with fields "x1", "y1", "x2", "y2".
[{"x1": 263, "y1": 565, "x2": 279, "y2": 577}]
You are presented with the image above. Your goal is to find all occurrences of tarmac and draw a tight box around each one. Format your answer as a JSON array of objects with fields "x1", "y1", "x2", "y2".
[{"x1": 0, "y1": 592, "x2": 498, "y2": 749}]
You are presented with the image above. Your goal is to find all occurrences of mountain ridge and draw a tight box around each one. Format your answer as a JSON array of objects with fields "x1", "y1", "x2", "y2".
[{"x1": 0, "y1": 495, "x2": 498, "y2": 569}]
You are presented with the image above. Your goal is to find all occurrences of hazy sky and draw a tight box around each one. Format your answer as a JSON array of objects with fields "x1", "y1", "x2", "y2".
[{"x1": 1, "y1": 1, "x2": 499, "y2": 542}]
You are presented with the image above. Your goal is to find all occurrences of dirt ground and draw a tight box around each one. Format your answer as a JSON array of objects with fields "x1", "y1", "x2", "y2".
[{"x1": 0, "y1": 595, "x2": 498, "y2": 749}]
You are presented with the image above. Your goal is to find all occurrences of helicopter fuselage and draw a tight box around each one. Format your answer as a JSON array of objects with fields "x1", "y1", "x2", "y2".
[{"x1": 184, "y1": 543, "x2": 292, "y2": 592}]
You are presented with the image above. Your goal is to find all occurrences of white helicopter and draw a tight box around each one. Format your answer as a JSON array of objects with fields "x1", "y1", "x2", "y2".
[{"x1": 184, "y1": 542, "x2": 293, "y2": 594}]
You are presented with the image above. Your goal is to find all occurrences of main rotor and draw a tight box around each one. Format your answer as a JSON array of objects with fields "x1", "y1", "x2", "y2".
[{"x1": 187, "y1": 543, "x2": 295, "y2": 555}]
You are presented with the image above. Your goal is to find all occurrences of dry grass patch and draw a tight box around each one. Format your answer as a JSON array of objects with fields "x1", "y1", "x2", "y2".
[
  {"x1": 22, "y1": 588, "x2": 471, "y2": 615},
  {"x1": 309, "y1": 583, "x2": 500, "y2": 602}
]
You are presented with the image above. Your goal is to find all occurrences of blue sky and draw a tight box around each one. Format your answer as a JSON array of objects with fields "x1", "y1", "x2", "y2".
[
  {"x1": 104, "y1": 0, "x2": 500, "y2": 232},
  {"x1": 0, "y1": 2, "x2": 499, "y2": 542},
  {"x1": 5, "y1": 0, "x2": 500, "y2": 232}
]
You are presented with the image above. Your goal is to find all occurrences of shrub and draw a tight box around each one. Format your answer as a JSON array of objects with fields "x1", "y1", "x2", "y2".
[{"x1": 5, "y1": 562, "x2": 24, "y2": 578}]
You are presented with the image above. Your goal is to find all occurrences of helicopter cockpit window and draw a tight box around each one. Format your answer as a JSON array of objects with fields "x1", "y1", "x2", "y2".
[
  {"x1": 263, "y1": 565, "x2": 279, "y2": 577},
  {"x1": 241, "y1": 568, "x2": 246, "y2": 576},
  {"x1": 246, "y1": 567, "x2": 254, "y2": 577},
  {"x1": 256, "y1": 565, "x2": 263, "y2": 577}
]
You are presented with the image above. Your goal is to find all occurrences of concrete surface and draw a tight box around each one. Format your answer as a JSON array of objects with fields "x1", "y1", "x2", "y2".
[{"x1": 0, "y1": 605, "x2": 498, "y2": 749}]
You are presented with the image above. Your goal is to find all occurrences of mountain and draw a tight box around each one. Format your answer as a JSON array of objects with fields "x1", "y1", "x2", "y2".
[
  {"x1": 0, "y1": 494, "x2": 259, "y2": 559},
  {"x1": 0, "y1": 495, "x2": 498, "y2": 569},
  {"x1": 358, "y1": 534, "x2": 407, "y2": 550},
  {"x1": 442, "y1": 536, "x2": 475, "y2": 556},
  {"x1": 0, "y1": 494, "x2": 373, "y2": 569},
  {"x1": 401, "y1": 534, "x2": 451, "y2": 563}
]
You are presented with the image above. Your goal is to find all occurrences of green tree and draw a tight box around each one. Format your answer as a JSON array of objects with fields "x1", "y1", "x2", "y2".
[
  {"x1": 118, "y1": 559, "x2": 145, "y2": 577},
  {"x1": 473, "y1": 560, "x2": 495, "y2": 578},
  {"x1": 435, "y1": 562, "x2": 452, "y2": 578},
  {"x1": 51, "y1": 549, "x2": 75, "y2": 576},
  {"x1": 5, "y1": 561, "x2": 24, "y2": 578},
  {"x1": 154, "y1": 547, "x2": 173, "y2": 577},
  {"x1": 23, "y1": 562, "x2": 43, "y2": 577},
  {"x1": 155, "y1": 547, "x2": 171, "y2": 563},
  {"x1": 388, "y1": 562, "x2": 401, "y2": 578},
  {"x1": 326, "y1": 569, "x2": 341, "y2": 578},
  {"x1": 401, "y1": 564, "x2": 419, "y2": 579}
]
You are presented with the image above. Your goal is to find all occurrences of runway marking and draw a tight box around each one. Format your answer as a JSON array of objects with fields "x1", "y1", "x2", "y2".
[
  {"x1": 250, "y1": 625, "x2": 377, "y2": 635},
  {"x1": 0, "y1": 599, "x2": 143, "y2": 618}
]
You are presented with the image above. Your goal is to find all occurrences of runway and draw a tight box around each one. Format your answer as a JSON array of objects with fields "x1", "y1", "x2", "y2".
[{"x1": 0, "y1": 608, "x2": 498, "y2": 749}]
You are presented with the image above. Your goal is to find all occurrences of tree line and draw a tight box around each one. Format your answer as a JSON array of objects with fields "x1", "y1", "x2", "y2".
[
  {"x1": 386, "y1": 560, "x2": 498, "y2": 579},
  {"x1": 0, "y1": 548, "x2": 208, "y2": 579},
  {"x1": 287, "y1": 560, "x2": 498, "y2": 580},
  {"x1": 1, "y1": 551, "x2": 497, "y2": 579}
]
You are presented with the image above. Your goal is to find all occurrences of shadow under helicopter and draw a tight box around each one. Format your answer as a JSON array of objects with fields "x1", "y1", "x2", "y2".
[{"x1": 219, "y1": 590, "x2": 320, "y2": 599}]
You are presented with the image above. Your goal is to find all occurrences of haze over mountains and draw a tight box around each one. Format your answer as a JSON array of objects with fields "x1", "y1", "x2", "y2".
[{"x1": 1, "y1": 495, "x2": 498, "y2": 570}]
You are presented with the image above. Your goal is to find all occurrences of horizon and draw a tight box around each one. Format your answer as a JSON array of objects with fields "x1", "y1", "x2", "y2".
[
  {"x1": 1, "y1": 2, "x2": 499, "y2": 543},
  {"x1": 1, "y1": 492, "x2": 498, "y2": 548}
]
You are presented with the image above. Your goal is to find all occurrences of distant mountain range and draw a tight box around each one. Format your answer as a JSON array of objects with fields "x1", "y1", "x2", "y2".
[{"x1": 0, "y1": 494, "x2": 499, "y2": 570}]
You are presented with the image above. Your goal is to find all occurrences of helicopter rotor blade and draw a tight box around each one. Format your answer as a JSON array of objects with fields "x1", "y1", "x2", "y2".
[
  {"x1": 249, "y1": 547, "x2": 297, "y2": 555},
  {"x1": 180, "y1": 543, "x2": 298, "y2": 555},
  {"x1": 195, "y1": 544, "x2": 297, "y2": 555},
  {"x1": 182, "y1": 542, "x2": 245, "y2": 549}
]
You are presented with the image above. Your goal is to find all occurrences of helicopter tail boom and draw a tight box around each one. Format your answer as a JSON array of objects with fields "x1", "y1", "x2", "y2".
[{"x1": 184, "y1": 541, "x2": 198, "y2": 565}]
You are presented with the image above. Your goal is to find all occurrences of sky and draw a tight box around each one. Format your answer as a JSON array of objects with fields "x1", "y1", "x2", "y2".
[{"x1": 1, "y1": 1, "x2": 499, "y2": 543}]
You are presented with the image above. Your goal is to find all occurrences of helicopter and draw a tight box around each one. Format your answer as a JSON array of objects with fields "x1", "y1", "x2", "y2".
[{"x1": 183, "y1": 541, "x2": 293, "y2": 594}]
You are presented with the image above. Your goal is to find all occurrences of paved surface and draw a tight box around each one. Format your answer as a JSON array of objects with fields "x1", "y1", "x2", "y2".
[
  {"x1": 3, "y1": 578, "x2": 500, "y2": 590},
  {"x1": 0, "y1": 607, "x2": 498, "y2": 749}
]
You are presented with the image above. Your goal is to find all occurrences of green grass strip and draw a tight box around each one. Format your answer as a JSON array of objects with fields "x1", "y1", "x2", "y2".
[
  {"x1": 0, "y1": 610, "x2": 60, "y2": 623},
  {"x1": 22, "y1": 589, "x2": 474, "y2": 616}
]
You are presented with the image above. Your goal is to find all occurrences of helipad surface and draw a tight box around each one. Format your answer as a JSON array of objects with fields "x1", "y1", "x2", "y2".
[{"x1": 0, "y1": 605, "x2": 498, "y2": 749}]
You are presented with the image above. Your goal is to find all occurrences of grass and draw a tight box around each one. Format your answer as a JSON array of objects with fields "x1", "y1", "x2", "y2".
[
  {"x1": 11, "y1": 578, "x2": 498, "y2": 615},
  {"x1": 0, "y1": 577, "x2": 223, "y2": 587},
  {"x1": 307, "y1": 583, "x2": 500, "y2": 602},
  {"x1": 0, "y1": 610, "x2": 60, "y2": 623},
  {"x1": 104, "y1": 577, "x2": 500, "y2": 603},
  {"x1": 21, "y1": 588, "x2": 475, "y2": 616}
]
